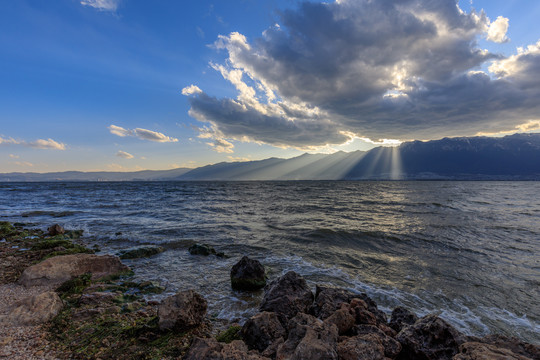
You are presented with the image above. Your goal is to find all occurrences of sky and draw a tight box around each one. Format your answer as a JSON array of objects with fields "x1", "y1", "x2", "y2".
[{"x1": 1, "y1": 0, "x2": 540, "y2": 173}]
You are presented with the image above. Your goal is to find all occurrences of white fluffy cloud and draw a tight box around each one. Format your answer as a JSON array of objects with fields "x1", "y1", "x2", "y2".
[
  {"x1": 0, "y1": 136, "x2": 66, "y2": 150},
  {"x1": 80, "y1": 0, "x2": 120, "y2": 11},
  {"x1": 108, "y1": 125, "x2": 178, "y2": 143},
  {"x1": 28, "y1": 138, "x2": 66, "y2": 150},
  {"x1": 183, "y1": 0, "x2": 540, "y2": 148},
  {"x1": 116, "y1": 150, "x2": 134, "y2": 159},
  {"x1": 487, "y1": 16, "x2": 510, "y2": 43}
]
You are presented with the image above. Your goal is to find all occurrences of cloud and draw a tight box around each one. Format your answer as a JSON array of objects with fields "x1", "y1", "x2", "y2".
[
  {"x1": 9, "y1": 154, "x2": 19, "y2": 159},
  {"x1": 0, "y1": 136, "x2": 18, "y2": 145},
  {"x1": 11, "y1": 161, "x2": 33, "y2": 167},
  {"x1": 207, "y1": 138, "x2": 235, "y2": 153},
  {"x1": 181, "y1": 85, "x2": 203, "y2": 96},
  {"x1": 487, "y1": 16, "x2": 509, "y2": 43},
  {"x1": 1, "y1": 136, "x2": 66, "y2": 150},
  {"x1": 108, "y1": 125, "x2": 178, "y2": 143},
  {"x1": 80, "y1": 0, "x2": 120, "y2": 11},
  {"x1": 108, "y1": 125, "x2": 131, "y2": 137},
  {"x1": 28, "y1": 138, "x2": 66, "y2": 150},
  {"x1": 183, "y1": 0, "x2": 540, "y2": 148},
  {"x1": 116, "y1": 150, "x2": 134, "y2": 159}
]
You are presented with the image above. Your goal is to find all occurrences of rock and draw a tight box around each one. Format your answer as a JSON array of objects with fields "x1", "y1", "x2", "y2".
[
  {"x1": 389, "y1": 307, "x2": 418, "y2": 333},
  {"x1": 337, "y1": 334, "x2": 386, "y2": 360},
  {"x1": 158, "y1": 290, "x2": 207, "y2": 331},
  {"x1": 117, "y1": 246, "x2": 165, "y2": 260},
  {"x1": 310, "y1": 285, "x2": 387, "y2": 324},
  {"x1": 276, "y1": 312, "x2": 339, "y2": 360},
  {"x1": 260, "y1": 271, "x2": 314, "y2": 323},
  {"x1": 242, "y1": 311, "x2": 286, "y2": 352},
  {"x1": 230, "y1": 256, "x2": 266, "y2": 290},
  {"x1": 19, "y1": 254, "x2": 130, "y2": 287},
  {"x1": 189, "y1": 243, "x2": 224, "y2": 257},
  {"x1": 311, "y1": 285, "x2": 357, "y2": 319},
  {"x1": 477, "y1": 335, "x2": 540, "y2": 360},
  {"x1": 48, "y1": 224, "x2": 65, "y2": 236},
  {"x1": 396, "y1": 314, "x2": 466, "y2": 360},
  {"x1": 323, "y1": 305, "x2": 355, "y2": 335},
  {"x1": 350, "y1": 299, "x2": 378, "y2": 326},
  {"x1": 185, "y1": 337, "x2": 269, "y2": 360},
  {"x1": 0, "y1": 291, "x2": 63, "y2": 326},
  {"x1": 352, "y1": 325, "x2": 402, "y2": 359},
  {"x1": 453, "y1": 342, "x2": 532, "y2": 360}
]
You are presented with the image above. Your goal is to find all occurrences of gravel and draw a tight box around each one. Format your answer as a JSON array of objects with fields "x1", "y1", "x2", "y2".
[{"x1": 0, "y1": 283, "x2": 61, "y2": 359}]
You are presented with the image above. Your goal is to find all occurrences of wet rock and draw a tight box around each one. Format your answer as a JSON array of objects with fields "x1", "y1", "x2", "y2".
[
  {"x1": 260, "y1": 271, "x2": 314, "y2": 323},
  {"x1": 185, "y1": 337, "x2": 269, "y2": 360},
  {"x1": 0, "y1": 291, "x2": 63, "y2": 326},
  {"x1": 454, "y1": 342, "x2": 532, "y2": 360},
  {"x1": 48, "y1": 224, "x2": 65, "y2": 236},
  {"x1": 276, "y1": 312, "x2": 339, "y2": 360},
  {"x1": 158, "y1": 290, "x2": 207, "y2": 331},
  {"x1": 352, "y1": 325, "x2": 402, "y2": 359},
  {"x1": 396, "y1": 314, "x2": 465, "y2": 360},
  {"x1": 310, "y1": 285, "x2": 386, "y2": 324},
  {"x1": 78, "y1": 291, "x2": 120, "y2": 306},
  {"x1": 389, "y1": 306, "x2": 418, "y2": 333},
  {"x1": 311, "y1": 285, "x2": 357, "y2": 319},
  {"x1": 230, "y1": 256, "x2": 266, "y2": 290},
  {"x1": 477, "y1": 335, "x2": 540, "y2": 360},
  {"x1": 117, "y1": 246, "x2": 165, "y2": 260},
  {"x1": 189, "y1": 243, "x2": 224, "y2": 257},
  {"x1": 350, "y1": 298, "x2": 378, "y2": 326},
  {"x1": 19, "y1": 254, "x2": 130, "y2": 287},
  {"x1": 337, "y1": 334, "x2": 386, "y2": 360},
  {"x1": 242, "y1": 311, "x2": 286, "y2": 352},
  {"x1": 323, "y1": 304, "x2": 355, "y2": 335}
]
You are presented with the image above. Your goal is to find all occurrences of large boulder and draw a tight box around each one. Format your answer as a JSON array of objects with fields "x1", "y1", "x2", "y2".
[
  {"x1": 276, "y1": 312, "x2": 339, "y2": 360},
  {"x1": 396, "y1": 314, "x2": 466, "y2": 360},
  {"x1": 0, "y1": 291, "x2": 63, "y2": 326},
  {"x1": 477, "y1": 335, "x2": 540, "y2": 360},
  {"x1": 311, "y1": 286, "x2": 386, "y2": 324},
  {"x1": 310, "y1": 286, "x2": 357, "y2": 319},
  {"x1": 352, "y1": 324, "x2": 402, "y2": 359},
  {"x1": 337, "y1": 334, "x2": 386, "y2": 360},
  {"x1": 185, "y1": 337, "x2": 269, "y2": 360},
  {"x1": 18, "y1": 254, "x2": 130, "y2": 287},
  {"x1": 389, "y1": 306, "x2": 418, "y2": 333},
  {"x1": 453, "y1": 342, "x2": 532, "y2": 360},
  {"x1": 260, "y1": 271, "x2": 314, "y2": 323},
  {"x1": 242, "y1": 311, "x2": 286, "y2": 352},
  {"x1": 158, "y1": 290, "x2": 207, "y2": 331},
  {"x1": 230, "y1": 256, "x2": 266, "y2": 290}
]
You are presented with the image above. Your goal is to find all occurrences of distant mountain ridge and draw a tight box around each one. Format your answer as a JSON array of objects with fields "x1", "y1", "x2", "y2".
[{"x1": 1, "y1": 133, "x2": 539, "y2": 181}]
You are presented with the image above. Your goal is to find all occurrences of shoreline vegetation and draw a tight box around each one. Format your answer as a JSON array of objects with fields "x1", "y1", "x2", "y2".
[{"x1": 0, "y1": 221, "x2": 538, "y2": 359}]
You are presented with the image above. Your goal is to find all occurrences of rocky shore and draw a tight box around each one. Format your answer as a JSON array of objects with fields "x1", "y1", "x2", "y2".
[{"x1": 0, "y1": 221, "x2": 538, "y2": 360}]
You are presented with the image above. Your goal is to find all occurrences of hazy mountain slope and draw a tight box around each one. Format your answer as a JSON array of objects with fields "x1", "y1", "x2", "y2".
[{"x1": 0, "y1": 168, "x2": 191, "y2": 182}]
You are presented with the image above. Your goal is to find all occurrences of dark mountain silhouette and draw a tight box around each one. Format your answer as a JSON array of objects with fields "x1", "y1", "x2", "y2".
[{"x1": 1, "y1": 134, "x2": 539, "y2": 181}]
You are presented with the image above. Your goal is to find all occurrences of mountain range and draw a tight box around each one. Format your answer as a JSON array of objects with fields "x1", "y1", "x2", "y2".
[{"x1": 1, "y1": 133, "x2": 539, "y2": 181}]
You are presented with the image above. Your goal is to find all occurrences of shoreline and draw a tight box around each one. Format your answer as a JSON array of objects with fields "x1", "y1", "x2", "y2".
[{"x1": 1, "y1": 221, "x2": 538, "y2": 359}]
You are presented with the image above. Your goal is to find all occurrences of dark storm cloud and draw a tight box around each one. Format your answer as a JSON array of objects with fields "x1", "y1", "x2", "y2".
[{"x1": 184, "y1": 0, "x2": 540, "y2": 147}]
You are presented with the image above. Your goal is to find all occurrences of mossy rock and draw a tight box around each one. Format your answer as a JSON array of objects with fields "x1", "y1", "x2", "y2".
[
  {"x1": 0, "y1": 221, "x2": 16, "y2": 237},
  {"x1": 118, "y1": 246, "x2": 165, "y2": 260},
  {"x1": 188, "y1": 243, "x2": 225, "y2": 257},
  {"x1": 56, "y1": 273, "x2": 92, "y2": 298},
  {"x1": 216, "y1": 325, "x2": 242, "y2": 343}
]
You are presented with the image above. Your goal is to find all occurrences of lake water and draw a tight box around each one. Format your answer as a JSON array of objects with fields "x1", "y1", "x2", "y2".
[{"x1": 1, "y1": 181, "x2": 538, "y2": 344}]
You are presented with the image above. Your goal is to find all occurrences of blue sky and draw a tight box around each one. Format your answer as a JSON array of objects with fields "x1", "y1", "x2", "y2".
[{"x1": 1, "y1": 0, "x2": 540, "y2": 172}]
